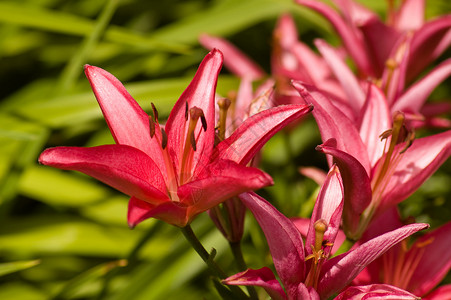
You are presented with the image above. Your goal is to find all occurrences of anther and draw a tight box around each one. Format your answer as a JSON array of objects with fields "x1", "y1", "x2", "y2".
[
  {"x1": 151, "y1": 102, "x2": 159, "y2": 122},
  {"x1": 149, "y1": 116, "x2": 155, "y2": 138},
  {"x1": 185, "y1": 102, "x2": 189, "y2": 121},
  {"x1": 161, "y1": 128, "x2": 168, "y2": 149}
]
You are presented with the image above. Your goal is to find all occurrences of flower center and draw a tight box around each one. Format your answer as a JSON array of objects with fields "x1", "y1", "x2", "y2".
[
  {"x1": 356, "y1": 112, "x2": 415, "y2": 235},
  {"x1": 381, "y1": 237, "x2": 433, "y2": 290}
]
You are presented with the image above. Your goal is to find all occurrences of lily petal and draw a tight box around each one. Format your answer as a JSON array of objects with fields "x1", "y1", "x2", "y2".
[
  {"x1": 165, "y1": 49, "x2": 223, "y2": 177},
  {"x1": 39, "y1": 145, "x2": 169, "y2": 204},
  {"x1": 395, "y1": 0, "x2": 425, "y2": 31},
  {"x1": 408, "y1": 15, "x2": 451, "y2": 81},
  {"x1": 315, "y1": 39, "x2": 365, "y2": 114},
  {"x1": 407, "y1": 221, "x2": 451, "y2": 296},
  {"x1": 294, "y1": 81, "x2": 371, "y2": 173},
  {"x1": 239, "y1": 192, "x2": 305, "y2": 299},
  {"x1": 335, "y1": 284, "x2": 420, "y2": 300},
  {"x1": 223, "y1": 267, "x2": 287, "y2": 300},
  {"x1": 424, "y1": 285, "x2": 451, "y2": 300},
  {"x1": 305, "y1": 165, "x2": 344, "y2": 258},
  {"x1": 358, "y1": 83, "x2": 392, "y2": 167},
  {"x1": 318, "y1": 223, "x2": 429, "y2": 299},
  {"x1": 127, "y1": 197, "x2": 188, "y2": 227},
  {"x1": 392, "y1": 59, "x2": 451, "y2": 114},
  {"x1": 379, "y1": 130, "x2": 451, "y2": 213},
  {"x1": 84, "y1": 65, "x2": 164, "y2": 165},
  {"x1": 296, "y1": 0, "x2": 373, "y2": 76},
  {"x1": 215, "y1": 104, "x2": 313, "y2": 165},
  {"x1": 316, "y1": 140, "x2": 372, "y2": 238},
  {"x1": 199, "y1": 34, "x2": 265, "y2": 80},
  {"x1": 297, "y1": 283, "x2": 320, "y2": 300},
  {"x1": 178, "y1": 160, "x2": 273, "y2": 215}
]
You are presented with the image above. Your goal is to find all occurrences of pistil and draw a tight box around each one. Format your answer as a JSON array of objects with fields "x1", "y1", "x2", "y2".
[
  {"x1": 217, "y1": 98, "x2": 231, "y2": 141},
  {"x1": 305, "y1": 219, "x2": 328, "y2": 289}
]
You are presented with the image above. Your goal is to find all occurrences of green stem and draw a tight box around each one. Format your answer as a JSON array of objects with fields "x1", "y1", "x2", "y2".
[
  {"x1": 180, "y1": 225, "x2": 250, "y2": 299},
  {"x1": 230, "y1": 242, "x2": 259, "y2": 300}
]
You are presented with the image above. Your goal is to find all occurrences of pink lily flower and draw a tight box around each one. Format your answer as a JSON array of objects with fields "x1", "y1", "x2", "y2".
[
  {"x1": 200, "y1": 14, "x2": 348, "y2": 106},
  {"x1": 296, "y1": 0, "x2": 451, "y2": 80},
  {"x1": 223, "y1": 166, "x2": 429, "y2": 299},
  {"x1": 296, "y1": 0, "x2": 451, "y2": 127},
  {"x1": 294, "y1": 81, "x2": 451, "y2": 239},
  {"x1": 313, "y1": 37, "x2": 451, "y2": 127},
  {"x1": 39, "y1": 50, "x2": 313, "y2": 227},
  {"x1": 353, "y1": 208, "x2": 451, "y2": 299}
]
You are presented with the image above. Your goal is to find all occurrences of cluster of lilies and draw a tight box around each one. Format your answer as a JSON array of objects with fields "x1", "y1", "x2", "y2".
[{"x1": 39, "y1": 0, "x2": 451, "y2": 299}]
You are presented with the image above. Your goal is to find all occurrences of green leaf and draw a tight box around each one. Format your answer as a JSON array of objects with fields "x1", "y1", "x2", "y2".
[
  {"x1": 0, "y1": 1, "x2": 188, "y2": 53},
  {"x1": 0, "y1": 259, "x2": 40, "y2": 277},
  {"x1": 19, "y1": 166, "x2": 112, "y2": 208}
]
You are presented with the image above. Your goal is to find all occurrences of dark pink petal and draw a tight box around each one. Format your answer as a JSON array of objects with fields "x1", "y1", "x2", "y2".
[
  {"x1": 407, "y1": 221, "x2": 451, "y2": 296},
  {"x1": 359, "y1": 17, "x2": 400, "y2": 76},
  {"x1": 84, "y1": 65, "x2": 167, "y2": 174},
  {"x1": 305, "y1": 165, "x2": 344, "y2": 258},
  {"x1": 316, "y1": 141, "x2": 372, "y2": 238},
  {"x1": 293, "y1": 82, "x2": 371, "y2": 173},
  {"x1": 407, "y1": 15, "x2": 451, "y2": 81},
  {"x1": 127, "y1": 197, "x2": 188, "y2": 227},
  {"x1": 335, "y1": 284, "x2": 420, "y2": 300},
  {"x1": 379, "y1": 130, "x2": 451, "y2": 213},
  {"x1": 296, "y1": 0, "x2": 373, "y2": 76},
  {"x1": 39, "y1": 145, "x2": 169, "y2": 204},
  {"x1": 165, "y1": 49, "x2": 223, "y2": 178},
  {"x1": 315, "y1": 39, "x2": 365, "y2": 114},
  {"x1": 215, "y1": 104, "x2": 312, "y2": 165},
  {"x1": 199, "y1": 34, "x2": 265, "y2": 80},
  {"x1": 223, "y1": 267, "x2": 287, "y2": 300},
  {"x1": 392, "y1": 59, "x2": 451, "y2": 114},
  {"x1": 358, "y1": 83, "x2": 391, "y2": 167},
  {"x1": 178, "y1": 160, "x2": 273, "y2": 217},
  {"x1": 394, "y1": 0, "x2": 425, "y2": 31},
  {"x1": 297, "y1": 283, "x2": 320, "y2": 300},
  {"x1": 318, "y1": 223, "x2": 429, "y2": 299},
  {"x1": 424, "y1": 285, "x2": 451, "y2": 300},
  {"x1": 239, "y1": 192, "x2": 305, "y2": 299}
]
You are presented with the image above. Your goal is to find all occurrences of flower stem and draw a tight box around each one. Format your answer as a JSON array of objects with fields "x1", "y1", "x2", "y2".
[
  {"x1": 180, "y1": 225, "x2": 250, "y2": 299},
  {"x1": 230, "y1": 242, "x2": 259, "y2": 300}
]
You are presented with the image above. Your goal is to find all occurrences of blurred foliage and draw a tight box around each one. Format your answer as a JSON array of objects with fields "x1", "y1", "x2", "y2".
[{"x1": 0, "y1": 0, "x2": 450, "y2": 299}]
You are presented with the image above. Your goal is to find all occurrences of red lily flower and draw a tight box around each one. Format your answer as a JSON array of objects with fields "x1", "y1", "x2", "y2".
[
  {"x1": 294, "y1": 81, "x2": 451, "y2": 239},
  {"x1": 353, "y1": 208, "x2": 451, "y2": 299},
  {"x1": 39, "y1": 50, "x2": 313, "y2": 227},
  {"x1": 223, "y1": 166, "x2": 428, "y2": 299}
]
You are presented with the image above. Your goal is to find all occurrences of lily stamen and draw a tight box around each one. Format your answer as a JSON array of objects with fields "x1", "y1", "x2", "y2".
[{"x1": 180, "y1": 106, "x2": 206, "y2": 184}]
